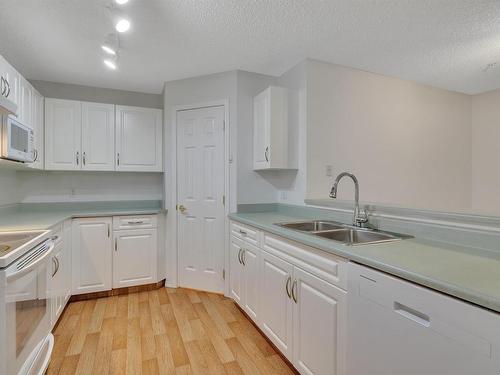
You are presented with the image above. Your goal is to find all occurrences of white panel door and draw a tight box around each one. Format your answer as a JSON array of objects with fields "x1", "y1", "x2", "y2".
[
  {"x1": 260, "y1": 250, "x2": 294, "y2": 359},
  {"x1": 113, "y1": 228, "x2": 157, "y2": 288},
  {"x1": 71, "y1": 217, "x2": 112, "y2": 295},
  {"x1": 82, "y1": 102, "x2": 115, "y2": 170},
  {"x1": 242, "y1": 243, "x2": 260, "y2": 322},
  {"x1": 293, "y1": 266, "x2": 346, "y2": 375},
  {"x1": 45, "y1": 98, "x2": 82, "y2": 170},
  {"x1": 177, "y1": 105, "x2": 225, "y2": 293},
  {"x1": 115, "y1": 105, "x2": 163, "y2": 172},
  {"x1": 230, "y1": 237, "x2": 244, "y2": 306}
]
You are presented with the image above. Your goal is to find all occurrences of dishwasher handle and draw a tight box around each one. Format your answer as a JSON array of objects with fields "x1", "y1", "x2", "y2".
[{"x1": 394, "y1": 301, "x2": 430, "y2": 327}]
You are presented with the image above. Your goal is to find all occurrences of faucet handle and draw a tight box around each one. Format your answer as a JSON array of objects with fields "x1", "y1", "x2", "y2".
[{"x1": 355, "y1": 209, "x2": 369, "y2": 226}]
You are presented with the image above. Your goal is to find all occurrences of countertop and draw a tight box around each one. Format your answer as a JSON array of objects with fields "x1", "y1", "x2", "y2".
[
  {"x1": 229, "y1": 209, "x2": 500, "y2": 314},
  {"x1": 0, "y1": 200, "x2": 165, "y2": 231}
]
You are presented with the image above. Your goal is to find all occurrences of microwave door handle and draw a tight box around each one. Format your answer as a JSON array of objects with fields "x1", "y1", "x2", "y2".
[{"x1": 6, "y1": 241, "x2": 55, "y2": 283}]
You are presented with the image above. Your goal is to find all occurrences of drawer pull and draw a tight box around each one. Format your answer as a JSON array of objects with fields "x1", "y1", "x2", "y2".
[
  {"x1": 127, "y1": 220, "x2": 145, "y2": 225},
  {"x1": 239, "y1": 229, "x2": 247, "y2": 236},
  {"x1": 394, "y1": 302, "x2": 430, "y2": 327}
]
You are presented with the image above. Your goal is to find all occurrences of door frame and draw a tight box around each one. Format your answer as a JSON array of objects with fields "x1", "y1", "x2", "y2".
[{"x1": 169, "y1": 99, "x2": 231, "y2": 295}]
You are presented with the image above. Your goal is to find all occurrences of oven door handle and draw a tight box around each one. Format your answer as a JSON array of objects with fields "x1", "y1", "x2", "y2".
[{"x1": 6, "y1": 240, "x2": 55, "y2": 283}]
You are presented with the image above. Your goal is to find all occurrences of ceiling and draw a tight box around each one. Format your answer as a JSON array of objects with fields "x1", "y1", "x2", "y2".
[{"x1": 1, "y1": 0, "x2": 499, "y2": 95}]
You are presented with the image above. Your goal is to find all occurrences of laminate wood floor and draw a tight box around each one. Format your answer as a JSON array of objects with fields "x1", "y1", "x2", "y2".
[{"x1": 47, "y1": 287, "x2": 296, "y2": 375}]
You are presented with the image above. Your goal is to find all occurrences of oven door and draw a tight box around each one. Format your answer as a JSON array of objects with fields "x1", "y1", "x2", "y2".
[
  {"x1": 2, "y1": 115, "x2": 34, "y2": 162},
  {"x1": 4, "y1": 239, "x2": 54, "y2": 375}
]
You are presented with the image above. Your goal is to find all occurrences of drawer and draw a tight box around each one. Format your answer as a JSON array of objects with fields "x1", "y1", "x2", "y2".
[
  {"x1": 230, "y1": 221, "x2": 261, "y2": 246},
  {"x1": 113, "y1": 215, "x2": 157, "y2": 230},
  {"x1": 263, "y1": 232, "x2": 347, "y2": 290}
]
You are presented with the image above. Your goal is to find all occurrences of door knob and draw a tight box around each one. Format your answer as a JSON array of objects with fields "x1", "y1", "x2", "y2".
[{"x1": 178, "y1": 204, "x2": 187, "y2": 213}]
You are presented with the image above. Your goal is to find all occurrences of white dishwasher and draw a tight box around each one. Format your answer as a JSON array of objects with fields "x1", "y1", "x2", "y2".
[{"x1": 347, "y1": 262, "x2": 500, "y2": 375}]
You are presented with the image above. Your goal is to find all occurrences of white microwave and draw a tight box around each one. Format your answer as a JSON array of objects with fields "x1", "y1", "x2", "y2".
[{"x1": 1, "y1": 114, "x2": 34, "y2": 163}]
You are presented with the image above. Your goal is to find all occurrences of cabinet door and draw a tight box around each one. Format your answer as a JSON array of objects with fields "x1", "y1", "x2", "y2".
[
  {"x1": 113, "y1": 228, "x2": 157, "y2": 288},
  {"x1": 0, "y1": 56, "x2": 19, "y2": 108},
  {"x1": 293, "y1": 266, "x2": 346, "y2": 375},
  {"x1": 115, "y1": 105, "x2": 163, "y2": 172},
  {"x1": 253, "y1": 89, "x2": 270, "y2": 169},
  {"x1": 242, "y1": 243, "x2": 260, "y2": 322},
  {"x1": 50, "y1": 240, "x2": 64, "y2": 328},
  {"x1": 260, "y1": 250, "x2": 294, "y2": 358},
  {"x1": 28, "y1": 90, "x2": 44, "y2": 169},
  {"x1": 72, "y1": 217, "x2": 112, "y2": 294},
  {"x1": 45, "y1": 98, "x2": 82, "y2": 170},
  {"x1": 230, "y1": 238, "x2": 244, "y2": 306},
  {"x1": 82, "y1": 102, "x2": 115, "y2": 171},
  {"x1": 19, "y1": 78, "x2": 32, "y2": 127}
]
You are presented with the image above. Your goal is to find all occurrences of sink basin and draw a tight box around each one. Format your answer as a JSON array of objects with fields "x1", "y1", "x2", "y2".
[
  {"x1": 276, "y1": 221, "x2": 345, "y2": 232},
  {"x1": 314, "y1": 228, "x2": 406, "y2": 245}
]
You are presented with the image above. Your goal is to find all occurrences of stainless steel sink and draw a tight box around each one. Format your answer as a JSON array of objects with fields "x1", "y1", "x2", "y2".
[
  {"x1": 314, "y1": 228, "x2": 406, "y2": 245},
  {"x1": 276, "y1": 221, "x2": 345, "y2": 232},
  {"x1": 275, "y1": 220, "x2": 411, "y2": 245}
]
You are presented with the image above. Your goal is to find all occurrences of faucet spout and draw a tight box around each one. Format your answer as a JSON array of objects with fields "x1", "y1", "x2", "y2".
[{"x1": 329, "y1": 172, "x2": 368, "y2": 227}]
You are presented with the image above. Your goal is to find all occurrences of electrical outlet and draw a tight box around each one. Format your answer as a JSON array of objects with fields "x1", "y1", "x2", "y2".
[{"x1": 325, "y1": 165, "x2": 333, "y2": 177}]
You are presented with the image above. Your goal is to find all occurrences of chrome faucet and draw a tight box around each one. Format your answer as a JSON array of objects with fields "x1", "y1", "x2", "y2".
[{"x1": 329, "y1": 172, "x2": 368, "y2": 227}]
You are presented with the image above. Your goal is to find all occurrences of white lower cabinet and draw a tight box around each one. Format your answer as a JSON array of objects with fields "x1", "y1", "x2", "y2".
[
  {"x1": 231, "y1": 222, "x2": 348, "y2": 375},
  {"x1": 230, "y1": 237, "x2": 261, "y2": 322},
  {"x1": 72, "y1": 217, "x2": 112, "y2": 295},
  {"x1": 260, "y1": 249, "x2": 294, "y2": 358},
  {"x1": 293, "y1": 266, "x2": 346, "y2": 375},
  {"x1": 50, "y1": 220, "x2": 72, "y2": 328},
  {"x1": 113, "y1": 228, "x2": 157, "y2": 288}
]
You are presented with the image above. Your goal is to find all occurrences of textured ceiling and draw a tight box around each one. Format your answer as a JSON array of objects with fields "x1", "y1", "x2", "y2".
[{"x1": 0, "y1": 0, "x2": 499, "y2": 94}]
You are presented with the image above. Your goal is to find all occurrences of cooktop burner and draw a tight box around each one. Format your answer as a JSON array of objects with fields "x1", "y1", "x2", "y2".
[{"x1": 0, "y1": 231, "x2": 46, "y2": 256}]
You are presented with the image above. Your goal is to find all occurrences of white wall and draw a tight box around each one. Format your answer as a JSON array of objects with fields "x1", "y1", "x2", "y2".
[
  {"x1": 30, "y1": 80, "x2": 163, "y2": 109},
  {"x1": 0, "y1": 171, "x2": 21, "y2": 206},
  {"x1": 471, "y1": 89, "x2": 500, "y2": 214},
  {"x1": 15, "y1": 171, "x2": 163, "y2": 203},
  {"x1": 306, "y1": 60, "x2": 472, "y2": 212}
]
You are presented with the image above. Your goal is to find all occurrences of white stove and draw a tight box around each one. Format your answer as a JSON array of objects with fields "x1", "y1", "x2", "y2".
[
  {"x1": 0, "y1": 229, "x2": 55, "y2": 375},
  {"x1": 0, "y1": 230, "x2": 50, "y2": 268}
]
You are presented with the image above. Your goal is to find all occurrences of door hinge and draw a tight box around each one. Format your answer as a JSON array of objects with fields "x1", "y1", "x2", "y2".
[
  {"x1": 222, "y1": 195, "x2": 225, "y2": 206},
  {"x1": 223, "y1": 269, "x2": 226, "y2": 280}
]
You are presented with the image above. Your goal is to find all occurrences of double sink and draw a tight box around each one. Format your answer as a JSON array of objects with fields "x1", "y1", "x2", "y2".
[{"x1": 275, "y1": 220, "x2": 411, "y2": 245}]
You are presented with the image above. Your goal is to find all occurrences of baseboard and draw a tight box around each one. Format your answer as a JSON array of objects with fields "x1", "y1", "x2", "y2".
[{"x1": 69, "y1": 279, "x2": 166, "y2": 302}]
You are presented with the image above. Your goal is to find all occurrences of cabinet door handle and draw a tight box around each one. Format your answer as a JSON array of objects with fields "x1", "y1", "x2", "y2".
[
  {"x1": 291, "y1": 279, "x2": 298, "y2": 303},
  {"x1": 0, "y1": 77, "x2": 5, "y2": 96},
  {"x1": 33, "y1": 149, "x2": 38, "y2": 162},
  {"x1": 107, "y1": 224, "x2": 110, "y2": 238},
  {"x1": 5, "y1": 80, "x2": 10, "y2": 98},
  {"x1": 52, "y1": 257, "x2": 57, "y2": 277},
  {"x1": 76, "y1": 151, "x2": 79, "y2": 165},
  {"x1": 241, "y1": 249, "x2": 246, "y2": 266},
  {"x1": 117, "y1": 152, "x2": 120, "y2": 166},
  {"x1": 285, "y1": 276, "x2": 292, "y2": 299},
  {"x1": 265, "y1": 146, "x2": 269, "y2": 162},
  {"x1": 82, "y1": 152, "x2": 86, "y2": 165},
  {"x1": 115, "y1": 238, "x2": 118, "y2": 251},
  {"x1": 237, "y1": 249, "x2": 242, "y2": 264}
]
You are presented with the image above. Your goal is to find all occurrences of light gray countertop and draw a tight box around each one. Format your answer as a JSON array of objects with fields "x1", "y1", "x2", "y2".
[
  {"x1": 0, "y1": 200, "x2": 165, "y2": 231},
  {"x1": 229, "y1": 207, "x2": 500, "y2": 314}
]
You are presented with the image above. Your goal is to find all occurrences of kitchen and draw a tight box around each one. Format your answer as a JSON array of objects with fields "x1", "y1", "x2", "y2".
[{"x1": 1, "y1": 1, "x2": 500, "y2": 374}]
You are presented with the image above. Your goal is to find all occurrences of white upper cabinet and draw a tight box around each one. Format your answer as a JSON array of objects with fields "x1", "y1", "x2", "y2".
[
  {"x1": 45, "y1": 98, "x2": 82, "y2": 170},
  {"x1": 0, "y1": 54, "x2": 19, "y2": 110},
  {"x1": 253, "y1": 86, "x2": 297, "y2": 170},
  {"x1": 115, "y1": 105, "x2": 163, "y2": 172},
  {"x1": 28, "y1": 90, "x2": 44, "y2": 169},
  {"x1": 81, "y1": 102, "x2": 115, "y2": 170},
  {"x1": 19, "y1": 77, "x2": 32, "y2": 127}
]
